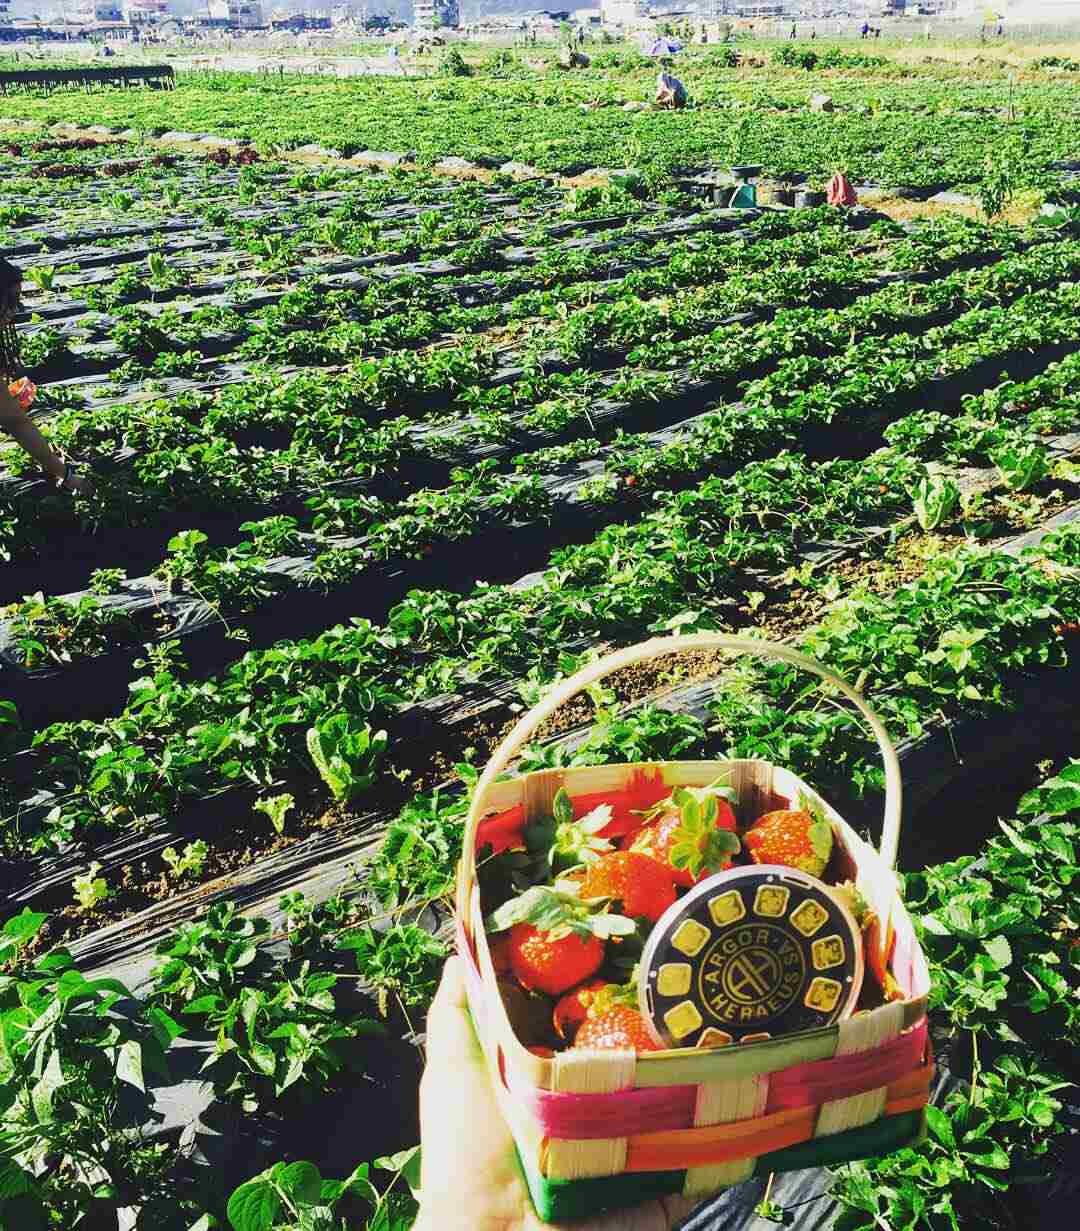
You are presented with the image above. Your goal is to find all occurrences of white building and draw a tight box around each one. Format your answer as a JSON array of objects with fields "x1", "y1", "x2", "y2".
[
  {"x1": 601, "y1": 0, "x2": 641, "y2": 24},
  {"x1": 414, "y1": 0, "x2": 459, "y2": 30},
  {"x1": 208, "y1": 0, "x2": 264, "y2": 26},
  {"x1": 1001, "y1": 0, "x2": 1080, "y2": 23},
  {"x1": 124, "y1": 0, "x2": 171, "y2": 23}
]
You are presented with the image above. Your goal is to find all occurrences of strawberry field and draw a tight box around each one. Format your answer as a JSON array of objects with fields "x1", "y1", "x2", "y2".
[{"x1": 1, "y1": 68, "x2": 1080, "y2": 1231}]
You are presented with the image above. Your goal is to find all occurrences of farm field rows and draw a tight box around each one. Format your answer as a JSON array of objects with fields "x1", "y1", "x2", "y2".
[
  {"x1": 1, "y1": 56, "x2": 1080, "y2": 1231},
  {"x1": 2, "y1": 43, "x2": 1080, "y2": 194}
]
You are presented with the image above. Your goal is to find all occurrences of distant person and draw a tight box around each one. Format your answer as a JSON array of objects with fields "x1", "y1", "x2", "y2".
[
  {"x1": 997, "y1": 22, "x2": 1004, "y2": 37},
  {"x1": 810, "y1": 29, "x2": 817, "y2": 40},
  {"x1": 655, "y1": 69, "x2": 687, "y2": 109},
  {"x1": 0, "y1": 259, "x2": 92, "y2": 496},
  {"x1": 861, "y1": 20, "x2": 870, "y2": 38},
  {"x1": 827, "y1": 171, "x2": 858, "y2": 207},
  {"x1": 874, "y1": 27, "x2": 881, "y2": 39},
  {"x1": 790, "y1": 23, "x2": 797, "y2": 39}
]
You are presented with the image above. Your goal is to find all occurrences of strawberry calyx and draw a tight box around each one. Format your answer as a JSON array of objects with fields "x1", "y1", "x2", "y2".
[
  {"x1": 549, "y1": 788, "x2": 615, "y2": 868},
  {"x1": 669, "y1": 787, "x2": 741, "y2": 879},
  {"x1": 798, "y1": 792, "x2": 834, "y2": 869},
  {"x1": 584, "y1": 978, "x2": 639, "y2": 1018},
  {"x1": 833, "y1": 880, "x2": 873, "y2": 927},
  {"x1": 637, "y1": 775, "x2": 738, "y2": 827},
  {"x1": 486, "y1": 885, "x2": 636, "y2": 942}
]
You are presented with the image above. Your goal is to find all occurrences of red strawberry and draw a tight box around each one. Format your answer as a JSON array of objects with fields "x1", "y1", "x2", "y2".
[
  {"x1": 745, "y1": 800, "x2": 833, "y2": 879},
  {"x1": 487, "y1": 886, "x2": 635, "y2": 998},
  {"x1": 574, "y1": 1006, "x2": 661, "y2": 1053},
  {"x1": 628, "y1": 780, "x2": 740, "y2": 887},
  {"x1": 579, "y1": 850, "x2": 677, "y2": 923},
  {"x1": 553, "y1": 979, "x2": 611, "y2": 1041},
  {"x1": 507, "y1": 925, "x2": 604, "y2": 997}
]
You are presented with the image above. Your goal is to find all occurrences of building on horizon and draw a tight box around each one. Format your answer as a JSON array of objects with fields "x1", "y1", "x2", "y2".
[
  {"x1": 124, "y1": 0, "x2": 171, "y2": 23},
  {"x1": 600, "y1": 0, "x2": 640, "y2": 24},
  {"x1": 413, "y1": 0, "x2": 459, "y2": 31},
  {"x1": 206, "y1": 0, "x2": 264, "y2": 26}
]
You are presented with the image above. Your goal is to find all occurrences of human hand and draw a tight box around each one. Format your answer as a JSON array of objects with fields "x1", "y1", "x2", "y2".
[{"x1": 414, "y1": 956, "x2": 699, "y2": 1231}]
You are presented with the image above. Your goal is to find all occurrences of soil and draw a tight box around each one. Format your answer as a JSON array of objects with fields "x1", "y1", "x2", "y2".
[{"x1": 868, "y1": 189, "x2": 1042, "y2": 227}]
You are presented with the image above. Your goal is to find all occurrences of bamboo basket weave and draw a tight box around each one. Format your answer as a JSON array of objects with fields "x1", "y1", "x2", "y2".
[{"x1": 456, "y1": 634, "x2": 932, "y2": 1223}]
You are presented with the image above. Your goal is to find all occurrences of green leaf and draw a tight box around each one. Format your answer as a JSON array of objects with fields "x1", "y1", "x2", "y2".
[
  {"x1": 966, "y1": 1139, "x2": 1010, "y2": 1170},
  {"x1": 1, "y1": 909, "x2": 47, "y2": 946},
  {"x1": 588, "y1": 913, "x2": 637, "y2": 939},
  {"x1": 0, "y1": 1158, "x2": 37, "y2": 1200},
  {"x1": 116, "y1": 1038, "x2": 144, "y2": 1091},
  {"x1": 226, "y1": 1174, "x2": 280, "y2": 1231},
  {"x1": 30, "y1": 1049, "x2": 64, "y2": 1123},
  {"x1": 374, "y1": 1145, "x2": 422, "y2": 1195},
  {"x1": 254, "y1": 793, "x2": 295, "y2": 835},
  {"x1": 809, "y1": 818, "x2": 834, "y2": 864},
  {"x1": 552, "y1": 788, "x2": 573, "y2": 826},
  {"x1": 248, "y1": 1042, "x2": 277, "y2": 1077},
  {"x1": 185, "y1": 994, "x2": 225, "y2": 1015},
  {"x1": 147, "y1": 1004, "x2": 185, "y2": 1048},
  {"x1": 271, "y1": 1161, "x2": 322, "y2": 1203},
  {"x1": 982, "y1": 935, "x2": 1012, "y2": 970},
  {"x1": 925, "y1": 1105, "x2": 956, "y2": 1150}
]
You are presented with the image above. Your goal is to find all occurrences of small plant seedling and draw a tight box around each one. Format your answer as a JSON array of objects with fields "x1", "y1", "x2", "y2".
[
  {"x1": 73, "y1": 861, "x2": 109, "y2": 910},
  {"x1": 254, "y1": 792, "x2": 295, "y2": 835},
  {"x1": 24, "y1": 265, "x2": 56, "y2": 293},
  {"x1": 913, "y1": 474, "x2": 961, "y2": 531},
  {"x1": 161, "y1": 839, "x2": 209, "y2": 880}
]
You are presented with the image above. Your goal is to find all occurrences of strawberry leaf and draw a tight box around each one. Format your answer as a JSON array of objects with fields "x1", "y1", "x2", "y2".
[
  {"x1": 589, "y1": 913, "x2": 638, "y2": 940},
  {"x1": 486, "y1": 885, "x2": 634, "y2": 941},
  {"x1": 486, "y1": 886, "x2": 577, "y2": 933}
]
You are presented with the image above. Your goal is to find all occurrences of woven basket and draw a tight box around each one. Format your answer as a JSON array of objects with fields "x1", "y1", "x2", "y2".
[{"x1": 456, "y1": 634, "x2": 932, "y2": 1223}]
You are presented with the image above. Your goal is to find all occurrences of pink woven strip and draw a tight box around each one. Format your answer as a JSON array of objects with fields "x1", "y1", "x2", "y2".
[
  {"x1": 765, "y1": 1020, "x2": 928, "y2": 1112},
  {"x1": 505, "y1": 1020, "x2": 928, "y2": 1140},
  {"x1": 515, "y1": 1078, "x2": 700, "y2": 1138}
]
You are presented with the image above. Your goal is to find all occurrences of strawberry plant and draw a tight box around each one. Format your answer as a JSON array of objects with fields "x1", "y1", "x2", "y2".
[
  {"x1": 0, "y1": 910, "x2": 190, "y2": 1229},
  {"x1": 150, "y1": 901, "x2": 382, "y2": 1113}
]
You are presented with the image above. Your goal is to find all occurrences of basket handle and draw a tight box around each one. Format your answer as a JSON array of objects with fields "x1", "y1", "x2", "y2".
[{"x1": 462, "y1": 633, "x2": 902, "y2": 876}]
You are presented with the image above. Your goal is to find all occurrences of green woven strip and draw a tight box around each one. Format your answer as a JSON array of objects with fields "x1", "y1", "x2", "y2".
[
  {"x1": 516, "y1": 1113, "x2": 924, "y2": 1222},
  {"x1": 754, "y1": 1109, "x2": 925, "y2": 1176},
  {"x1": 634, "y1": 1026, "x2": 837, "y2": 1087},
  {"x1": 516, "y1": 1147, "x2": 684, "y2": 1223}
]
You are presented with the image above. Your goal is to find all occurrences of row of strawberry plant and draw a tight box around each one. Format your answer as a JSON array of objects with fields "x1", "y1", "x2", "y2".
[
  {"x1": 7, "y1": 273, "x2": 1080, "y2": 691},
  {"x1": 5, "y1": 258, "x2": 1080, "y2": 736},
  {"x1": 7, "y1": 217, "x2": 1064, "y2": 572},
  {"x1": 6, "y1": 330, "x2": 1080, "y2": 859}
]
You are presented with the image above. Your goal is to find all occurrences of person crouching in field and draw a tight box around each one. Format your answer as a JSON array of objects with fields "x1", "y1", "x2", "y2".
[
  {"x1": 0, "y1": 257, "x2": 93, "y2": 495},
  {"x1": 655, "y1": 69, "x2": 687, "y2": 110}
]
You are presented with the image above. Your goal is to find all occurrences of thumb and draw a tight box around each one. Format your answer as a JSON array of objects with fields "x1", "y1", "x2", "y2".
[{"x1": 423, "y1": 953, "x2": 479, "y2": 1065}]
